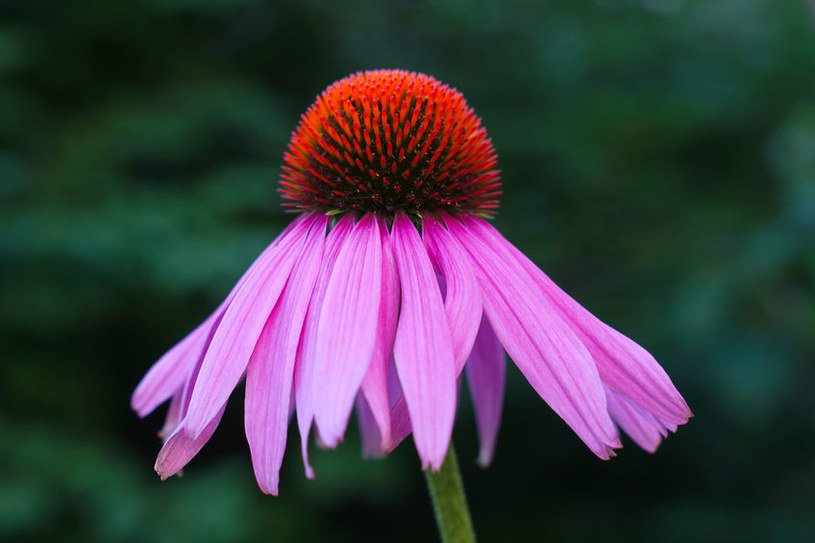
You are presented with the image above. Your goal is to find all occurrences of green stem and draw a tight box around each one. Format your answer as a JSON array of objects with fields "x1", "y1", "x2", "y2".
[{"x1": 424, "y1": 445, "x2": 476, "y2": 543}]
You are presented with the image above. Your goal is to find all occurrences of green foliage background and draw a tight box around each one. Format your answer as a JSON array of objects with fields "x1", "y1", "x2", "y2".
[{"x1": 2, "y1": 0, "x2": 814, "y2": 541}]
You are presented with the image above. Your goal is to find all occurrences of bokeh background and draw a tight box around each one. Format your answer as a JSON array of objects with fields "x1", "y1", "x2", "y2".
[{"x1": 2, "y1": 0, "x2": 814, "y2": 541}]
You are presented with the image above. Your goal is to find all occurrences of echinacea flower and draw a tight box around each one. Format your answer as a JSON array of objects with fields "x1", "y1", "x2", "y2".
[{"x1": 132, "y1": 69, "x2": 691, "y2": 495}]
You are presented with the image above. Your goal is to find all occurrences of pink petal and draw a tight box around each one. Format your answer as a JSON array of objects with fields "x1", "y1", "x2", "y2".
[
  {"x1": 356, "y1": 394, "x2": 385, "y2": 458},
  {"x1": 132, "y1": 215, "x2": 310, "y2": 417},
  {"x1": 605, "y1": 386, "x2": 673, "y2": 453},
  {"x1": 293, "y1": 214, "x2": 355, "y2": 478},
  {"x1": 391, "y1": 213, "x2": 457, "y2": 470},
  {"x1": 182, "y1": 212, "x2": 320, "y2": 438},
  {"x1": 155, "y1": 406, "x2": 225, "y2": 480},
  {"x1": 384, "y1": 218, "x2": 483, "y2": 457},
  {"x1": 155, "y1": 215, "x2": 326, "y2": 480},
  {"x1": 359, "y1": 358, "x2": 394, "y2": 453},
  {"x1": 244, "y1": 215, "x2": 327, "y2": 495},
  {"x1": 153, "y1": 334, "x2": 217, "y2": 477},
  {"x1": 465, "y1": 315, "x2": 506, "y2": 467},
  {"x1": 359, "y1": 217, "x2": 400, "y2": 452},
  {"x1": 131, "y1": 300, "x2": 224, "y2": 417},
  {"x1": 385, "y1": 361, "x2": 412, "y2": 453},
  {"x1": 158, "y1": 388, "x2": 184, "y2": 440},
  {"x1": 461, "y1": 215, "x2": 691, "y2": 426},
  {"x1": 313, "y1": 214, "x2": 383, "y2": 447},
  {"x1": 423, "y1": 218, "x2": 482, "y2": 372},
  {"x1": 444, "y1": 216, "x2": 620, "y2": 459},
  {"x1": 387, "y1": 397, "x2": 412, "y2": 453}
]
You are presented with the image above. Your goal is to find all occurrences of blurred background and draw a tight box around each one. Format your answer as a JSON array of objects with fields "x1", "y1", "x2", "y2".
[{"x1": 2, "y1": 0, "x2": 814, "y2": 541}]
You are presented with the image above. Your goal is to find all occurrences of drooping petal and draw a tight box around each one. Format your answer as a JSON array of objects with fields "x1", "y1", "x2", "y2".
[
  {"x1": 132, "y1": 216, "x2": 308, "y2": 418},
  {"x1": 385, "y1": 216, "x2": 482, "y2": 456},
  {"x1": 460, "y1": 215, "x2": 691, "y2": 426},
  {"x1": 293, "y1": 214, "x2": 355, "y2": 478},
  {"x1": 313, "y1": 214, "x2": 383, "y2": 447},
  {"x1": 444, "y1": 216, "x2": 621, "y2": 459},
  {"x1": 131, "y1": 314, "x2": 219, "y2": 418},
  {"x1": 244, "y1": 215, "x2": 327, "y2": 495},
  {"x1": 423, "y1": 217, "x2": 482, "y2": 372},
  {"x1": 465, "y1": 316, "x2": 506, "y2": 467},
  {"x1": 153, "y1": 335, "x2": 213, "y2": 478},
  {"x1": 391, "y1": 213, "x2": 457, "y2": 470},
  {"x1": 605, "y1": 386, "x2": 675, "y2": 453},
  {"x1": 155, "y1": 406, "x2": 225, "y2": 480},
  {"x1": 359, "y1": 217, "x2": 400, "y2": 452},
  {"x1": 182, "y1": 212, "x2": 320, "y2": 438}
]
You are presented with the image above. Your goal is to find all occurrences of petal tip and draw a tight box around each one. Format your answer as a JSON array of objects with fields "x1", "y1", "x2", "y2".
[
  {"x1": 315, "y1": 427, "x2": 344, "y2": 450},
  {"x1": 421, "y1": 449, "x2": 447, "y2": 472},
  {"x1": 300, "y1": 442, "x2": 316, "y2": 479},
  {"x1": 154, "y1": 457, "x2": 178, "y2": 481},
  {"x1": 259, "y1": 481, "x2": 280, "y2": 496},
  {"x1": 130, "y1": 389, "x2": 155, "y2": 418},
  {"x1": 475, "y1": 453, "x2": 493, "y2": 468}
]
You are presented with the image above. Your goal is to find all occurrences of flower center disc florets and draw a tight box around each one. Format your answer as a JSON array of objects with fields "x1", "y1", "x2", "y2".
[{"x1": 280, "y1": 70, "x2": 501, "y2": 216}]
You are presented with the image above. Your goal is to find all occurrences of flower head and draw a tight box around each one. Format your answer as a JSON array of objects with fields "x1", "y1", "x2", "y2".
[
  {"x1": 280, "y1": 70, "x2": 500, "y2": 215},
  {"x1": 132, "y1": 69, "x2": 691, "y2": 495}
]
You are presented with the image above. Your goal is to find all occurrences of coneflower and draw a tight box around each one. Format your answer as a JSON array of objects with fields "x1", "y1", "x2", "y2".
[{"x1": 132, "y1": 70, "x2": 691, "y2": 499}]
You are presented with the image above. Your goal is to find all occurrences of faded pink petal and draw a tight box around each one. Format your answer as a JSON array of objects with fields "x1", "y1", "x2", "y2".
[
  {"x1": 244, "y1": 214, "x2": 327, "y2": 495},
  {"x1": 313, "y1": 214, "x2": 382, "y2": 447},
  {"x1": 444, "y1": 215, "x2": 621, "y2": 459},
  {"x1": 182, "y1": 213, "x2": 320, "y2": 438},
  {"x1": 293, "y1": 214, "x2": 355, "y2": 478},
  {"x1": 359, "y1": 217, "x2": 400, "y2": 453},
  {"x1": 391, "y1": 213, "x2": 457, "y2": 470},
  {"x1": 461, "y1": 215, "x2": 692, "y2": 426},
  {"x1": 423, "y1": 218, "x2": 482, "y2": 372},
  {"x1": 465, "y1": 315, "x2": 506, "y2": 467}
]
